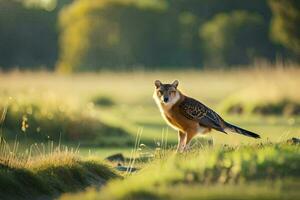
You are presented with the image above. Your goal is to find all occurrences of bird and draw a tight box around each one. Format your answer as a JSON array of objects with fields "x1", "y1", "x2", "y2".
[{"x1": 153, "y1": 80, "x2": 260, "y2": 152}]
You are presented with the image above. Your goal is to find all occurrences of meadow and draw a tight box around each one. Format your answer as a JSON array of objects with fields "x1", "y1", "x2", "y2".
[{"x1": 0, "y1": 65, "x2": 300, "y2": 199}]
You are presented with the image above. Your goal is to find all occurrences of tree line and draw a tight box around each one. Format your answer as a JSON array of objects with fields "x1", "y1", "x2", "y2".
[{"x1": 0, "y1": 0, "x2": 299, "y2": 72}]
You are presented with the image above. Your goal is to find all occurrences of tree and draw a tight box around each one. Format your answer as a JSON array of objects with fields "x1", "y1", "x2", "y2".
[
  {"x1": 269, "y1": 0, "x2": 300, "y2": 56},
  {"x1": 56, "y1": 0, "x2": 184, "y2": 72},
  {"x1": 200, "y1": 10, "x2": 272, "y2": 66},
  {"x1": 0, "y1": 0, "x2": 58, "y2": 69}
]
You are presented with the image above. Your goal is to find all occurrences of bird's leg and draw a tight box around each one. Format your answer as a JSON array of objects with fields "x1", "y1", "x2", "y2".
[
  {"x1": 176, "y1": 131, "x2": 186, "y2": 153},
  {"x1": 184, "y1": 132, "x2": 196, "y2": 152},
  {"x1": 184, "y1": 128, "x2": 211, "y2": 151}
]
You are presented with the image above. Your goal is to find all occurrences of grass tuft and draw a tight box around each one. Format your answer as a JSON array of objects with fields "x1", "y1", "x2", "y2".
[
  {"x1": 0, "y1": 139, "x2": 120, "y2": 199},
  {"x1": 92, "y1": 95, "x2": 115, "y2": 107}
]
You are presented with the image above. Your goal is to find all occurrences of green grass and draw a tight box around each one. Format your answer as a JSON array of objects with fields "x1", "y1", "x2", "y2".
[
  {"x1": 60, "y1": 142, "x2": 300, "y2": 200},
  {"x1": 92, "y1": 95, "x2": 115, "y2": 107},
  {"x1": 79, "y1": 147, "x2": 133, "y2": 158},
  {"x1": 0, "y1": 93, "x2": 130, "y2": 145},
  {"x1": 1, "y1": 67, "x2": 300, "y2": 148},
  {"x1": 0, "y1": 67, "x2": 300, "y2": 199},
  {"x1": 220, "y1": 96, "x2": 300, "y2": 116},
  {"x1": 218, "y1": 67, "x2": 300, "y2": 116},
  {"x1": 0, "y1": 139, "x2": 120, "y2": 200}
]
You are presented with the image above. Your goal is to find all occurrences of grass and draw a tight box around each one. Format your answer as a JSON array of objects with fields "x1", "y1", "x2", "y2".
[
  {"x1": 220, "y1": 93, "x2": 300, "y2": 116},
  {"x1": 1, "y1": 66, "x2": 300, "y2": 147},
  {"x1": 60, "y1": 142, "x2": 300, "y2": 200},
  {"x1": 92, "y1": 95, "x2": 115, "y2": 107},
  {"x1": 1, "y1": 66, "x2": 300, "y2": 199},
  {"x1": 0, "y1": 93, "x2": 131, "y2": 146},
  {"x1": 0, "y1": 138, "x2": 120, "y2": 200},
  {"x1": 62, "y1": 183, "x2": 299, "y2": 200},
  {"x1": 218, "y1": 67, "x2": 300, "y2": 116}
]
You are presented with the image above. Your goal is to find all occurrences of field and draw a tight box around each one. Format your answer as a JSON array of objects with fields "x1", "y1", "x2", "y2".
[{"x1": 1, "y1": 65, "x2": 300, "y2": 199}]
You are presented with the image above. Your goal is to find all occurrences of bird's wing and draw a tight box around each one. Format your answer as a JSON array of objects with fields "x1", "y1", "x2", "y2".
[{"x1": 179, "y1": 97, "x2": 226, "y2": 133}]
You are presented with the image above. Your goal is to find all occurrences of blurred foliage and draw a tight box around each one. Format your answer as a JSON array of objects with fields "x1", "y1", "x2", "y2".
[
  {"x1": 57, "y1": 0, "x2": 172, "y2": 72},
  {"x1": 92, "y1": 95, "x2": 115, "y2": 107},
  {"x1": 0, "y1": 0, "x2": 57, "y2": 69},
  {"x1": 57, "y1": 0, "x2": 277, "y2": 72},
  {"x1": 200, "y1": 11, "x2": 272, "y2": 66},
  {"x1": 23, "y1": 0, "x2": 57, "y2": 11},
  {"x1": 0, "y1": 0, "x2": 299, "y2": 70},
  {"x1": 269, "y1": 0, "x2": 300, "y2": 56}
]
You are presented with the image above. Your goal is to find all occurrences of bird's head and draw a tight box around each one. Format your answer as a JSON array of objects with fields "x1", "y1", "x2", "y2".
[{"x1": 153, "y1": 80, "x2": 180, "y2": 106}]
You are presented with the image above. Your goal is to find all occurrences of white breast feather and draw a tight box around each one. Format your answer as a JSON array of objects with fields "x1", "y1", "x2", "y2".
[{"x1": 153, "y1": 91, "x2": 181, "y2": 131}]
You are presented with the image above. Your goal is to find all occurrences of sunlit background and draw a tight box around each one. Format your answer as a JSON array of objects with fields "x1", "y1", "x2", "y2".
[{"x1": 1, "y1": 0, "x2": 299, "y2": 71}]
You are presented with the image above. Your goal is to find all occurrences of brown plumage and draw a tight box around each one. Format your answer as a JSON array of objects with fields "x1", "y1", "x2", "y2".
[{"x1": 153, "y1": 80, "x2": 260, "y2": 152}]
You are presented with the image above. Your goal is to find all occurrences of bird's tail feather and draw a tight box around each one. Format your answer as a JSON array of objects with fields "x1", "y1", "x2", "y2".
[{"x1": 224, "y1": 122, "x2": 260, "y2": 139}]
